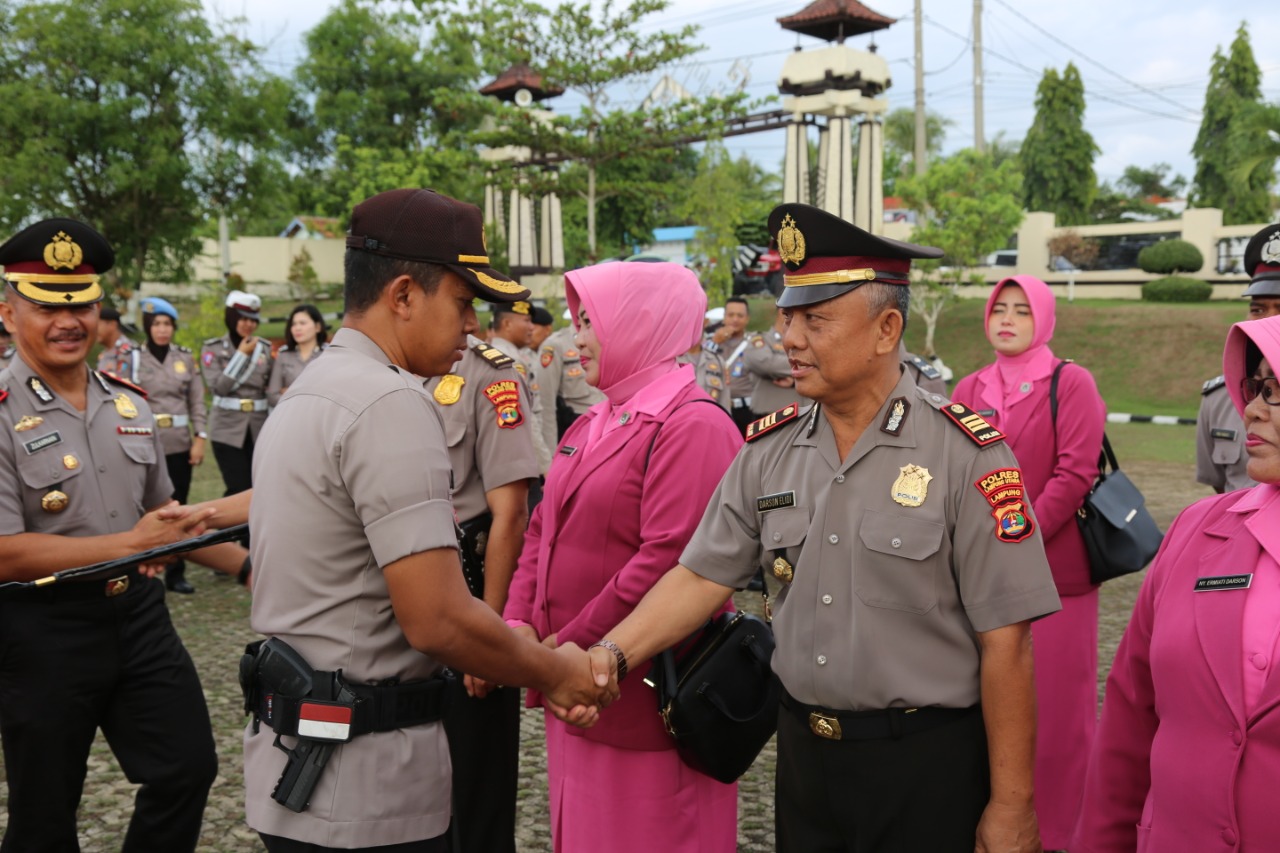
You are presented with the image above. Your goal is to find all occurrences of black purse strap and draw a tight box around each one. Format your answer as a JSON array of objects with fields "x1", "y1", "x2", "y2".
[{"x1": 1050, "y1": 358, "x2": 1116, "y2": 477}]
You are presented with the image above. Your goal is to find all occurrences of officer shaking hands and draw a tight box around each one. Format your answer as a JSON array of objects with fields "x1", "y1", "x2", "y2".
[
  {"x1": 1196, "y1": 223, "x2": 1280, "y2": 493},
  {"x1": 585, "y1": 204, "x2": 1061, "y2": 853},
  {"x1": 0, "y1": 218, "x2": 223, "y2": 852},
  {"x1": 243, "y1": 189, "x2": 615, "y2": 853}
]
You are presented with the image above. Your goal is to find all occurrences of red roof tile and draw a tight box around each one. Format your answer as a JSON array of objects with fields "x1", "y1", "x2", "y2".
[
  {"x1": 778, "y1": 0, "x2": 896, "y2": 41},
  {"x1": 479, "y1": 63, "x2": 565, "y2": 101}
]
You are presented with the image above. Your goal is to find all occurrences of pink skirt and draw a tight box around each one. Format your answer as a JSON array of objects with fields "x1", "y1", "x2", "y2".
[
  {"x1": 1032, "y1": 588, "x2": 1099, "y2": 849},
  {"x1": 543, "y1": 710, "x2": 738, "y2": 853}
]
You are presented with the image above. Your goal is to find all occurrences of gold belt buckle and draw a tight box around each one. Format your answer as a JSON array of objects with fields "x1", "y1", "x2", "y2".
[
  {"x1": 105, "y1": 576, "x2": 130, "y2": 597},
  {"x1": 155, "y1": 413, "x2": 173, "y2": 428},
  {"x1": 239, "y1": 399, "x2": 254, "y2": 412},
  {"x1": 808, "y1": 711, "x2": 842, "y2": 740}
]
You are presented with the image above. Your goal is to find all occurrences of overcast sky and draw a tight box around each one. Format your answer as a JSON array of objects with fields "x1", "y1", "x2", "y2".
[{"x1": 203, "y1": 0, "x2": 1280, "y2": 190}]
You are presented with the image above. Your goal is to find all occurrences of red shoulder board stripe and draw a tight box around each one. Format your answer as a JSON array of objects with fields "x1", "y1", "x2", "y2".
[
  {"x1": 745, "y1": 403, "x2": 800, "y2": 442},
  {"x1": 940, "y1": 402, "x2": 1003, "y2": 446},
  {"x1": 0, "y1": 389, "x2": 7, "y2": 404},
  {"x1": 99, "y1": 371, "x2": 149, "y2": 399}
]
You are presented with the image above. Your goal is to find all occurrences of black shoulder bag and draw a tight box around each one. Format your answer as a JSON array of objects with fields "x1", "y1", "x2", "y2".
[
  {"x1": 638, "y1": 397, "x2": 781, "y2": 784},
  {"x1": 1050, "y1": 361, "x2": 1163, "y2": 584}
]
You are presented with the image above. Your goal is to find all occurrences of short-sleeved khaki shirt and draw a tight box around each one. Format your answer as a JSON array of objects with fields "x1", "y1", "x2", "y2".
[
  {"x1": 132, "y1": 345, "x2": 206, "y2": 456},
  {"x1": 1196, "y1": 376, "x2": 1253, "y2": 492},
  {"x1": 688, "y1": 346, "x2": 731, "y2": 411},
  {"x1": 266, "y1": 346, "x2": 324, "y2": 408},
  {"x1": 200, "y1": 334, "x2": 271, "y2": 448},
  {"x1": 245, "y1": 327, "x2": 459, "y2": 848},
  {"x1": 744, "y1": 328, "x2": 807, "y2": 414},
  {"x1": 425, "y1": 340, "x2": 539, "y2": 524},
  {"x1": 680, "y1": 370, "x2": 1061, "y2": 711},
  {"x1": 533, "y1": 326, "x2": 605, "y2": 453},
  {"x1": 0, "y1": 355, "x2": 172, "y2": 538}
]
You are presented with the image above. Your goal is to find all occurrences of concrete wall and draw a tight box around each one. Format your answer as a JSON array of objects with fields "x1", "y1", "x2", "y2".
[{"x1": 188, "y1": 237, "x2": 345, "y2": 286}]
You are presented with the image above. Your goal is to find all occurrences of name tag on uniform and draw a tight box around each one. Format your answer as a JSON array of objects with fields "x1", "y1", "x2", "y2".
[
  {"x1": 1210, "y1": 428, "x2": 1237, "y2": 441},
  {"x1": 559, "y1": 445, "x2": 578, "y2": 456},
  {"x1": 1194, "y1": 574, "x2": 1253, "y2": 592},
  {"x1": 977, "y1": 409, "x2": 997, "y2": 418},
  {"x1": 756, "y1": 491, "x2": 796, "y2": 513},
  {"x1": 23, "y1": 431, "x2": 62, "y2": 454}
]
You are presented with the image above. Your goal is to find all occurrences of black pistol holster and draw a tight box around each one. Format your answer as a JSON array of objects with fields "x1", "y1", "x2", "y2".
[
  {"x1": 239, "y1": 638, "x2": 452, "y2": 813},
  {"x1": 457, "y1": 511, "x2": 493, "y2": 599}
]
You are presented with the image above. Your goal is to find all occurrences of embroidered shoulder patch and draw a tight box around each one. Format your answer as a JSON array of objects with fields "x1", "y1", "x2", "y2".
[
  {"x1": 473, "y1": 342, "x2": 514, "y2": 368},
  {"x1": 975, "y1": 468, "x2": 1035, "y2": 543},
  {"x1": 482, "y1": 380, "x2": 524, "y2": 429},
  {"x1": 540, "y1": 347, "x2": 555, "y2": 368},
  {"x1": 99, "y1": 371, "x2": 148, "y2": 399},
  {"x1": 745, "y1": 403, "x2": 800, "y2": 442},
  {"x1": 940, "y1": 402, "x2": 1004, "y2": 446},
  {"x1": 1201, "y1": 374, "x2": 1226, "y2": 396}
]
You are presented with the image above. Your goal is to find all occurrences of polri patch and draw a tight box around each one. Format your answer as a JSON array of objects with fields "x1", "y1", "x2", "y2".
[
  {"x1": 756, "y1": 491, "x2": 796, "y2": 513},
  {"x1": 1194, "y1": 574, "x2": 1253, "y2": 592},
  {"x1": 482, "y1": 380, "x2": 524, "y2": 429},
  {"x1": 540, "y1": 348, "x2": 555, "y2": 368},
  {"x1": 23, "y1": 431, "x2": 62, "y2": 454},
  {"x1": 881, "y1": 397, "x2": 910, "y2": 436},
  {"x1": 974, "y1": 468, "x2": 1034, "y2": 543},
  {"x1": 941, "y1": 402, "x2": 1004, "y2": 446},
  {"x1": 1210, "y1": 428, "x2": 1237, "y2": 441}
]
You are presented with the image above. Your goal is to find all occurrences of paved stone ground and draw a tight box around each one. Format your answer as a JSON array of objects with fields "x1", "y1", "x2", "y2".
[{"x1": 0, "y1": 460, "x2": 1209, "y2": 851}]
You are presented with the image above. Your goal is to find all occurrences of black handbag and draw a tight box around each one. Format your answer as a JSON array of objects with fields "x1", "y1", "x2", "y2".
[
  {"x1": 644, "y1": 568, "x2": 780, "y2": 784},
  {"x1": 1050, "y1": 361, "x2": 1163, "y2": 584}
]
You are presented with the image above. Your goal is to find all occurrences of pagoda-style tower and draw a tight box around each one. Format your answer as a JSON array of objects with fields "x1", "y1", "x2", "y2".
[
  {"x1": 479, "y1": 64, "x2": 566, "y2": 282},
  {"x1": 777, "y1": 0, "x2": 894, "y2": 233}
]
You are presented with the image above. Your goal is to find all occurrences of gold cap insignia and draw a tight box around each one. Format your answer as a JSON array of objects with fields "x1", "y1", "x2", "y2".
[
  {"x1": 772, "y1": 556, "x2": 794, "y2": 584},
  {"x1": 777, "y1": 214, "x2": 806, "y2": 266},
  {"x1": 114, "y1": 393, "x2": 138, "y2": 419},
  {"x1": 42, "y1": 490, "x2": 69, "y2": 513},
  {"x1": 14, "y1": 415, "x2": 44, "y2": 432},
  {"x1": 63, "y1": 454, "x2": 79, "y2": 470},
  {"x1": 512, "y1": 301, "x2": 531, "y2": 315},
  {"x1": 434, "y1": 373, "x2": 465, "y2": 405},
  {"x1": 43, "y1": 231, "x2": 84, "y2": 271},
  {"x1": 891, "y1": 463, "x2": 933, "y2": 508}
]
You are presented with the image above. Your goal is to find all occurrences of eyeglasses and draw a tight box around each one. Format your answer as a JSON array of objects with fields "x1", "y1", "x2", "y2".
[{"x1": 1241, "y1": 376, "x2": 1280, "y2": 406}]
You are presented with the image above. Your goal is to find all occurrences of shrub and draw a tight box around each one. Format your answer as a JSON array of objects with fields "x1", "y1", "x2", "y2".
[
  {"x1": 1141, "y1": 276, "x2": 1212, "y2": 303},
  {"x1": 1137, "y1": 239, "x2": 1204, "y2": 274}
]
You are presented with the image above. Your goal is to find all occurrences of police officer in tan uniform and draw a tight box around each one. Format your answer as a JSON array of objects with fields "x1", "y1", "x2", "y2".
[
  {"x1": 243, "y1": 189, "x2": 614, "y2": 853},
  {"x1": 0, "y1": 218, "x2": 223, "y2": 852},
  {"x1": 95, "y1": 304, "x2": 135, "y2": 376},
  {"x1": 704, "y1": 295, "x2": 754, "y2": 433},
  {"x1": 900, "y1": 342, "x2": 948, "y2": 397},
  {"x1": 587, "y1": 204, "x2": 1060, "y2": 853},
  {"x1": 201, "y1": 289, "x2": 271, "y2": 496},
  {"x1": 132, "y1": 296, "x2": 209, "y2": 593},
  {"x1": 685, "y1": 336, "x2": 731, "y2": 411},
  {"x1": 1196, "y1": 223, "x2": 1280, "y2": 493},
  {"x1": 534, "y1": 322, "x2": 606, "y2": 447},
  {"x1": 490, "y1": 300, "x2": 551, "y2": 475},
  {"x1": 744, "y1": 306, "x2": 807, "y2": 416},
  {"x1": 0, "y1": 321, "x2": 14, "y2": 370},
  {"x1": 426, "y1": 336, "x2": 538, "y2": 853}
]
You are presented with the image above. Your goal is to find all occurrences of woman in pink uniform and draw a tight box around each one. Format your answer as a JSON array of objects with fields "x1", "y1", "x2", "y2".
[
  {"x1": 1073, "y1": 315, "x2": 1280, "y2": 852},
  {"x1": 951, "y1": 274, "x2": 1106, "y2": 851},
  {"x1": 501, "y1": 261, "x2": 742, "y2": 852}
]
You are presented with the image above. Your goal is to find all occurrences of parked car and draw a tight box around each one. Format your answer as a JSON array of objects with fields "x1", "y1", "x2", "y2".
[{"x1": 732, "y1": 245, "x2": 783, "y2": 296}]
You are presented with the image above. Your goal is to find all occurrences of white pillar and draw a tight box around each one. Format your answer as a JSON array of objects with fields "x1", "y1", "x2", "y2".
[
  {"x1": 782, "y1": 115, "x2": 810, "y2": 205},
  {"x1": 507, "y1": 187, "x2": 538, "y2": 272},
  {"x1": 814, "y1": 125, "x2": 830, "y2": 210},
  {"x1": 540, "y1": 193, "x2": 564, "y2": 271},
  {"x1": 822, "y1": 114, "x2": 853, "y2": 222},
  {"x1": 855, "y1": 118, "x2": 884, "y2": 234}
]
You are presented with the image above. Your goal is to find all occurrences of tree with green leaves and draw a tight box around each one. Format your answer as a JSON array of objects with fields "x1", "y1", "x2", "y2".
[
  {"x1": 1192, "y1": 23, "x2": 1275, "y2": 224},
  {"x1": 0, "y1": 0, "x2": 290, "y2": 292},
  {"x1": 1020, "y1": 63, "x2": 1097, "y2": 225},
  {"x1": 898, "y1": 149, "x2": 1024, "y2": 356},
  {"x1": 469, "y1": 0, "x2": 748, "y2": 260},
  {"x1": 881, "y1": 108, "x2": 953, "y2": 196}
]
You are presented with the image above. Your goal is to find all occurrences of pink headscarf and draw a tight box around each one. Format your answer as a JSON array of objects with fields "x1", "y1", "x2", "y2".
[
  {"x1": 980, "y1": 274, "x2": 1059, "y2": 416},
  {"x1": 1224, "y1": 315, "x2": 1280, "y2": 418},
  {"x1": 564, "y1": 262, "x2": 706, "y2": 403}
]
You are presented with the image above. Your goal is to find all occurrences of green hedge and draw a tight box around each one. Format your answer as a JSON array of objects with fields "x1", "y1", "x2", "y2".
[
  {"x1": 1141, "y1": 276, "x2": 1213, "y2": 303},
  {"x1": 1137, "y1": 239, "x2": 1204, "y2": 274}
]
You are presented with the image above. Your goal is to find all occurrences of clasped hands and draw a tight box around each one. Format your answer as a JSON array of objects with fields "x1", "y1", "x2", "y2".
[
  {"x1": 466, "y1": 628, "x2": 622, "y2": 728},
  {"x1": 130, "y1": 500, "x2": 218, "y2": 577}
]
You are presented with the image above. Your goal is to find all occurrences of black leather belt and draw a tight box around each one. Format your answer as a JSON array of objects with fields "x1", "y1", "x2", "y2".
[
  {"x1": 781, "y1": 689, "x2": 976, "y2": 741},
  {"x1": 258, "y1": 673, "x2": 453, "y2": 738},
  {"x1": 11, "y1": 569, "x2": 143, "y2": 602}
]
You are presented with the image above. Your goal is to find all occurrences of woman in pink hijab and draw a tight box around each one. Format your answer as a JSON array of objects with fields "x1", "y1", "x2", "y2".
[
  {"x1": 501, "y1": 262, "x2": 742, "y2": 852},
  {"x1": 952, "y1": 274, "x2": 1106, "y2": 851}
]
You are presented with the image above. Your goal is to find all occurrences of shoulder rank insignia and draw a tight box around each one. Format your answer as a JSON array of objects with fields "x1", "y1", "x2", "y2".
[
  {"x1": 473, "y1": 342, "x2": 515, "y2": 368},
  {"x1": 99, "y1": 371, "x2": 148, "y2": 399},
  {"x1": 907, "y1": 354, "x2": 942, "y2": 380},
  {"x1": 940, "y1": 401, "x2": 1005, "y2": 446},
  {"x1": 1201, "y1": 374, "x2": 1226, "y2": 396},
  {"x1": 746, "y1": 403, "x2": 800, "y2": 442},
  {"x1": 174, "y1": 343, "x2": 191, "y2": 353}
]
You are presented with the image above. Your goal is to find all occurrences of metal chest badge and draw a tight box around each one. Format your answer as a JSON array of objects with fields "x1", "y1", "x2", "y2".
[
  {"x1": 63, "y1": 454, "x2": 79, "y2": 470},
  {"x1": 434, "y1": 374, "x2": 465, "y2": 405},
  {"x1": 42, "y1": 490, "x2": 69, "y2": 513},
  {"x1": 772, "y1": 556, "x2": 794, "y2": 584},
  {"x1": 13, "y1": 415, "x2": 43, "y2": 432},
  {"x1": 174, "y1": 360, "x2": 187, "y2": 374},
  {"x1": 114, "y1": 393, "x2": 138, "y2": 419},
  {"x1": 891, "y1": 464, "x2": 932, "y2": 508}
]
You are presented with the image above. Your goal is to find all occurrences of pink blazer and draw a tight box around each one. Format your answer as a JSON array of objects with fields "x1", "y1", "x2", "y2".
[
  {"x1": 1072, "y1": 489, "x2": 1280, "y2": 852},
  {"x1": 953, "y1": 361, "x2": 1105, "y2": 595},
  {"x1": 504, "y1": 380, "x2": 741, "y2": 751}
]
